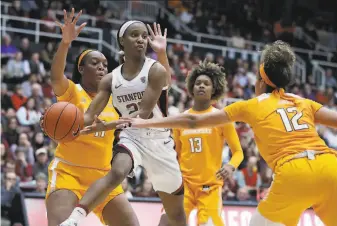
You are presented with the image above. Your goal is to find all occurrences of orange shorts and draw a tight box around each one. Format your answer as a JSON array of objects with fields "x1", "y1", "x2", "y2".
[
  {"x1": 46, "y1": 158, "x2": 124, "y2": 224},
  {"x1": 184, "y1": 182, "x2": 224, "y2": 226}
]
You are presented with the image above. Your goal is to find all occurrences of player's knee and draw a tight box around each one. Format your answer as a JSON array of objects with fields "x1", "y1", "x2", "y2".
[
  {"x1": 108, "y1": 167, "x2": 129, "y2": 185},
  {"x1": 250, "y1": 210, "x2": 285, "y2": 226}
]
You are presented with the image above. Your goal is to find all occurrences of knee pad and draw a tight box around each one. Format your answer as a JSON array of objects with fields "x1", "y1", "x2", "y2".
[{"x1": 250, "y1": 210, "x2": 285, "y2": 226}]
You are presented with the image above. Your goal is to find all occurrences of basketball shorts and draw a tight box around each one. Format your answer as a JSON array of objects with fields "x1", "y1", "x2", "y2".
[
  {"x1": 184, "y1": 182, "x2": 224, "y2": 226},
  {"x1": 258, "y1": 152, "x2": 337, "y2": 226},
  {"x1": 114, "y1": 130, "x2": 183, "y2": 194},
  {"x1": 46, "y1": 158, "x2": 124, "y2": 224}
]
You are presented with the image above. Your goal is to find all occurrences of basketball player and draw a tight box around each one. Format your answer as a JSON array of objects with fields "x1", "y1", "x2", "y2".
[
  {"x1": 41, "y1": 9, "x2": 139, "y2": 226},
  {"x1": 122, "y1": 41, "x2": 337, "y2": 226},
  {"x1": 159, "y1": 61, "x2": 244, "y2": 226},
  {"x1": 60, "y1": 21, "x2": 186, "y2": 226}
]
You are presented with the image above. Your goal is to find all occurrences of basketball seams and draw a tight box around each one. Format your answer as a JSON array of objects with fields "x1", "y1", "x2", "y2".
[
  {"x1": 53, "y1": 102, "x2": 70, "y2": 139},
  {"x1": 57, "y1": 106, "x2": 78, "y2": 141},
  {"x1": 43, "y1": 103, "x2": 57, "y2": 138}
]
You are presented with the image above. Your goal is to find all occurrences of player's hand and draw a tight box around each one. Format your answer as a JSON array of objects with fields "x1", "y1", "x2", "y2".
[
  {"x1": 80, "y1": 115, "x2": 106, "y2": 135},
  {"x1": 216, "y1": 164, "x2": 235, "y2": 180},
  {"x1": 147, "y1": 22, "x2": 167, "y2": 54},
  {"x1": 55, "y1": 8, "x2": 87, "y2": 45}
]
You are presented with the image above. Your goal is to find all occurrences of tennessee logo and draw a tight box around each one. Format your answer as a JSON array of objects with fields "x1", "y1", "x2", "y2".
[{"x1": 140, "y1": 76, "x2": 146, "y2": 83}]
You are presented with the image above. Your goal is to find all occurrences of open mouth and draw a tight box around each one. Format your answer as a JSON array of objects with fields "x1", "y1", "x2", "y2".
[{"x1": 197, "y1": 90, "x2": 205, "y2": 95}]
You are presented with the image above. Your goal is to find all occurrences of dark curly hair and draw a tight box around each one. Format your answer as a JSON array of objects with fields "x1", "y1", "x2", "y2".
[
  {"x1": 186, "y1": 60, "x2": 227, "y2": 101},
  {"x1": 260, "y1": 40, "x2": 296, "y2": 92}
]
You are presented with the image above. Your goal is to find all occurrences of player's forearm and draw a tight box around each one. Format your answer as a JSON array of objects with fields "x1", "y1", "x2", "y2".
[
  {"x1": 228, "y1": 150, "x2": 244, "y2": 169},
  {"x1": 51, "y1": 40, "x2": 70, "y2": 82},
  {"x1": 139, "y1": 114, "x2": 202, "y2": 129},
  {"x1": 156, "y1": 51, "x2": 171, "y2": 86}
]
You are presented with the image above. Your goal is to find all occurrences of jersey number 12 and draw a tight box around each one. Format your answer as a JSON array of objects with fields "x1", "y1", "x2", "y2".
[{"x1": 276, "y1": 107, "x2": 309, "y2": 132}]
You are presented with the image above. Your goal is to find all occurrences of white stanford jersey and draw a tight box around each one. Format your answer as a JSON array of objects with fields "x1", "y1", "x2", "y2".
[{"x1": 111, "y1": 57, "x2": 169, "y2": 138}]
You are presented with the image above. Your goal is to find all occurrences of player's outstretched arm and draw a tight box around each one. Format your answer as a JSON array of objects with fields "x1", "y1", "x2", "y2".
[
  {"x1": 147, "y1": 23, "x2": 171, "y2": 87},
  {"x1": 51, "y1": 8, "x2": 86, "y2": 96},
  {"x1": 129, "y1": 109, "x2": 231, "y2": 129},
  {"x1": 84, "y1": 73, "x2": 112, "y2": 127},
  {"x1": 137, "y1": 63, "x2": 167, "y2": 119},
  {"x1": 315, "y1": 107, "x2": 337, "y2": 128}
]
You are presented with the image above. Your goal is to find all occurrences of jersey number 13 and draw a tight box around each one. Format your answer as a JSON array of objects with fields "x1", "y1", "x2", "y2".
[{"x1": 276, "y1": 107, "x2": 309, "y2": 132}]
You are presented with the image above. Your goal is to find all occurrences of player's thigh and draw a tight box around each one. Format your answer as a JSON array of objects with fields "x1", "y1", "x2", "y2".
[
  {"x1": 257, "y1": 160, "x2": 312, "y2": 225},
  {"x1": 197, "y1": 186, "x2": 224, "y2": 226},
  {"x1": 157, "y1": 191, "x2": 185, "y2": 223},
  {"x1": 46, "y1": 159, "x2": 81, "y2": 226},
  {"x1": 312, "y1": 154, "x2": 337, "y2": 226},
  {"x1": 46, "y1": 189, "x2": 79, "y2": 226},
  {"x1": 101, "y1": 193, "x2": 140, "y2": 226}
]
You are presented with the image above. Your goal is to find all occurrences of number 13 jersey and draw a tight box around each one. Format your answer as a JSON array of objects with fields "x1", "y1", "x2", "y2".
[
  {"x1": 111, "y1": 57, "x2": 169, "y2": 138},
  {"x1": 224, "y1": 92, "x2": 336, "y2": 171}
]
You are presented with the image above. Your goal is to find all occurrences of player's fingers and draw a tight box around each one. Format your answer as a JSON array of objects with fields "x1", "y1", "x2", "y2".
[
  {"x1": 55, "y1": 21, "x2": 63, "y2": 29},
  {"x1": 69, "y1": 8, "x2": 75, "y2": 22},
  {"x1": 73, "y1": 9, "x2": 82, "y2": 24},
  {"x1": 153, "y1": 22, "x2": 158, "y2": 35},
  {"x1": 63, "y1": 9, "x2": 68, "y2": 23},
  {"x1": 147, "y1": 24, "x2": 155, "y2": 38},
  {"x1": 157, "y1": 23, "x2": 162, "y2": 36},
  {"x1": 76, "y1": 22, "x2": 87, "y2": 35},
  {"x1": 164, "y1": 28, "x2": 167, "y2": 38}
]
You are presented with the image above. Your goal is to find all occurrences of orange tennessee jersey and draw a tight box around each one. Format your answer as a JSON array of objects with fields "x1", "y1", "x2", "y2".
[
  {"x1": 173, "y1": 106, "x2": 241, "y2": 186},
  {"x1": 55, "y1": 80, "x2": 119, "y2": 170},
  {"x1": 224, "y1": 92, "x2": 335, "y2": 170}
]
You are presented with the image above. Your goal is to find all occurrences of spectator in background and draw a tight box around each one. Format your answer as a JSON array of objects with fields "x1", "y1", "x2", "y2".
[
  {"x1": 16, "y1": 97, "x2": 41, "y2": 127},
  {"x1": 1, "y1": 34, "x2": 18, "y2": 59},
  {"x1": 10, "y1": 85, "x2": 27, "y2": 111},
  {"x1": 235, "y1": 156, "x2": 261, "y2": 200},
  {"x1": 1, "y1": 172, "x2": 21, "y2": 224},
  {"x1": 30, "y1": 83, "x2": 44, "y2": 111},
  {"x1": 21, "y1": 73, "x2": 38, "y2": 97},
  {"x1": 6, "y1": 52, "x2": 25, "y2": 81},
  {"x1": 19, "y1": 38, "x2": 32, "y2": 60},
  {"x1": 1, "y1": 144, "x2": 13, "y2": 172},
  {"x1": 40, "y1": 41, "x2": 57, "y2": 70},
  {"x1": 41, "y1": 9, "x2": 57, "y2": 33},
  {"x1": 14, "y1": 147, "x2": 33, "y2": 182},
  {"x1": 34, "y1": 172, "x2": 47, "y2": 194},
  {"x1": 23, "y1": 53, "x2": 46, "y2": 77},
  {"x1": 325, "y1": 69, "x2": 337, "y2": 88},
  {"x1": 1, "y1": 84, "x2": 13, "y2": 112},
  {"x1": 231, "y1": 30, "x2": 245, "y2": 49},
  {"x1": 32, "y1": 132, "x2": 46, "y2": 150},
  {"x1": 303, "y1": 83, "x2": 316, "y2": 100},
  {"x1": 10, "y1": 133, "x2": 34, "y2": 165},
  {"x1": 33, "y1": 148, "x2": 49, "y2": 179},
  {"x1": 41, "y1": 76, "x2": 55, "y2": 99},
  {"x1": 3, "y1": 118, "x2": 20, "y2": 147}
]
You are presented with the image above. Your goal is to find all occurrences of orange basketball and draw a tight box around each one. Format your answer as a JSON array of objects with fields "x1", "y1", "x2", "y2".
[{"x1": 43, "y1": 102, "x2": 84, "y2": 143}]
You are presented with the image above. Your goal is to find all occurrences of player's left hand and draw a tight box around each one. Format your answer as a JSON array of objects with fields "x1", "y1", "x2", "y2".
[
  {"x1": 147, "y1": 22, "x2": 167, "y2": 53},
  {"x1": 216, "y1": 164, "x2": 235, "y2": 180},
  {"x1": 80, "y1": 115, "x2": 106, "y2": 135}
]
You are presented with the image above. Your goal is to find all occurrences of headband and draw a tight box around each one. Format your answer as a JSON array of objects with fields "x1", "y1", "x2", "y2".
[
  {"x1": 78, "y1": 49, "x2": 93, "y2": 70},
  {"x1": 119, "y1": 20, "x2": 144, "y2": 38},
  {"x1": 259, "y1": 64, "x2": 277, "y2": 88}
]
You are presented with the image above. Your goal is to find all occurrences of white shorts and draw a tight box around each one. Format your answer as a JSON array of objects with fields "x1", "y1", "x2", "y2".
[{"x1": 115, "y1": 130, "x2": 183, "y2": 194}]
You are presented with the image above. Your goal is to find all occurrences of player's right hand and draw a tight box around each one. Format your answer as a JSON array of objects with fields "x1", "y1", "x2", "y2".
[{"x1": 55, "y1": 8, "x2": 87, "y2": 45}]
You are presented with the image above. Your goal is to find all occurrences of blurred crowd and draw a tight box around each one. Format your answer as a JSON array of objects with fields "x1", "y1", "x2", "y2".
[{"x1": 1, "y1": 0, "x2": 337, "y2": 225}]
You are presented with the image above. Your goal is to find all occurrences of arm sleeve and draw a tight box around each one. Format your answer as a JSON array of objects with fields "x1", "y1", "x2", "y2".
[
  {"x1": 56, "y1": 79, "x2": 76, "y2": 102},
  {"x1": 308, "y1": 99, "x2": 323, "y2": 114},
  {"x1": 222, "y1": 123, "x2": 244, "y2": 169},
  {"x1": 224, "y1": 99, "x2": 255, "y2": 124}
]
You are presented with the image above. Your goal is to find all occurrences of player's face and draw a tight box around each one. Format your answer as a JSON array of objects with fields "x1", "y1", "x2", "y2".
[
  {"x1": 81, "y1": 51, "x2": 108, "y2": 90},
  {"x1": 193, "y1": 75, "x2": 213, "y2": 101},
  {"x1": 121, "y1": 23, "x2": 148, "y2": 56}
]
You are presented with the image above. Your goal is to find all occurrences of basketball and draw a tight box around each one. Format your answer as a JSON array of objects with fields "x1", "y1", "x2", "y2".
[{"x1": 43, "y1": 102, "x2": 84, "y2": 143}]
